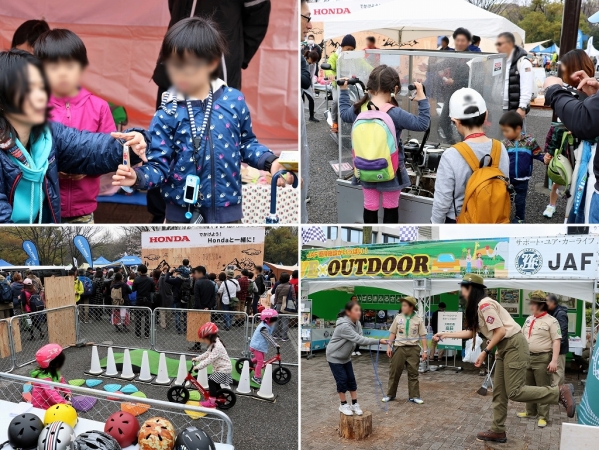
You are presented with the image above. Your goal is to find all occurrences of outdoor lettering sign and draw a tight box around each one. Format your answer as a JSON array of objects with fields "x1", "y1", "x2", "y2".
[
  {"x1": 301, "y1": 238, "x2": 508, "y2": 280},
  {"x1": 437, "y1": 312, "x2": 463, "y2": 350},
  {"x1": 302, "y1": 236, "x2": 599, "y2": 280},
  {"x1": 507, "y1": 236, "x2": 597, "y2": 279},
  {"x1": 141, "y1": 228, "x2": 265, "y2": 275}
]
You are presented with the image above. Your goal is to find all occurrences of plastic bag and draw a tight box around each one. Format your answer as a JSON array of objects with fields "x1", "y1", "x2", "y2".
[{"x1": 463, "y1": 335, "x2": 483, "y2": 363}]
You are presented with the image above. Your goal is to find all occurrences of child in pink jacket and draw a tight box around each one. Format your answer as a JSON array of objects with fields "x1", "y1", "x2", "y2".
[
  {"x1": 31, "y1": 344, "x2": 71, "y2": 409},
  {"x1": 34, "y1": 29, "x2": 116, "y2": 223}
]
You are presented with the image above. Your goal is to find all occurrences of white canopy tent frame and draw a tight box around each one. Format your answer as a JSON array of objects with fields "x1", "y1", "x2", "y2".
[
  {"x1": 304, "y1": 277, "x2": 597, "y2": 356},
  {"x1": 313, "y1": 0, "x2": 525, "y2": 46}
]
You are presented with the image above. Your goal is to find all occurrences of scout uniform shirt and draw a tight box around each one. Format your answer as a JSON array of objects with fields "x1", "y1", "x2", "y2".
[
  {"x1": 522, "y1": 313, "x2": 560, "y2": 354},
  {"x1": 389, "y1": 313, "x2": 426, "y2": 346},
  {"x1": 477, "y1": 297, "x2": 521, "y2": 340}
]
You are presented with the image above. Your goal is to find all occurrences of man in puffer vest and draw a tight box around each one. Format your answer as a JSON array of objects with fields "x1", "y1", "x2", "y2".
[{"x1": 497, "y1": 32, "x2": 534, "y2": 120}]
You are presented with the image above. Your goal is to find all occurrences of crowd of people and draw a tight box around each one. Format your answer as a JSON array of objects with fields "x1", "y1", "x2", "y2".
[
  {"x1": 323, "y1": 275, "x2": 581, "y2": 443},
  {"x1": 0, "y1": 261, "x2": 298, "y2": 339},
  {"x1": 300, "y1": 3, "x2": 599, "y2": 225},
  {"x1": 0, "y1": 0, "x2": 299, "y2": 225}
]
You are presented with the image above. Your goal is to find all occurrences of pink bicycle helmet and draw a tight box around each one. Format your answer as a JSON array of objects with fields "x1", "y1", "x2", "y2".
[
  {"x1": 36, "y1": 344, "x2": 63, "y2": 369},
  {"x1": 198, "y1": 322, "x2": 219, "y2": 339},
  {"x1": 260, "y1": 308, "x2": 278, "y2": 325}
]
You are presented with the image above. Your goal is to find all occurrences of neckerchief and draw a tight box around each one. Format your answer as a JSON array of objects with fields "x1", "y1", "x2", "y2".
[{"x1": 528, "y1": 312, "x2": 547, "y2": 338}]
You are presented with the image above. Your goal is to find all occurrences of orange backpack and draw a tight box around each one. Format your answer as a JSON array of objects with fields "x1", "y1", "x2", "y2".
[{"x1": 454, "y1": 140, "x2": 513, "y2": 224}]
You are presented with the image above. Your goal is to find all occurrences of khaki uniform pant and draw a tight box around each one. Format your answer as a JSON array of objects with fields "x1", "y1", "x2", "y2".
[
  {"x1": 491, "y1": 333, "x2": 559, "y2": 433},
  {"x1": 552, "y1": 354, "x2": 566, "y2": 386},
  {"x1": 387, "y1": 345, "x2": 420, "y2": 399},
  {"x1": 525, "y1": 352, "x2": 553, "y2": 419}
]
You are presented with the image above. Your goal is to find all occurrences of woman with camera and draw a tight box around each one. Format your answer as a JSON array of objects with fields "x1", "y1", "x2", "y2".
[{"x1": 433, "y1": 274, "x2": 576, "y2": 444}]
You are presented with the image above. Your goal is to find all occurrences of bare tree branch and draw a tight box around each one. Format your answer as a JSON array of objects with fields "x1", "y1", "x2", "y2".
[{"x1": 467, "y1": 0, "x2": 509, "y2": 15}]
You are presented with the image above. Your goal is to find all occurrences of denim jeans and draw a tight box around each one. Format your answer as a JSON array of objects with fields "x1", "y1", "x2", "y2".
[
  {"x1": 173, "y1": 301, "x2": 186, "y2": 333},
  {"x1": 328, "y1": 361, "x2": 357, "y2": 393},
  {"x1": 589, "y1": 191, "x2": 599, "y2": 223},
  {"x1": 222, "y1": 302, "x2": 231, "y2": 329},
  {"x1": 510, "y1": 179, "x2": 529, "y2": 222}
]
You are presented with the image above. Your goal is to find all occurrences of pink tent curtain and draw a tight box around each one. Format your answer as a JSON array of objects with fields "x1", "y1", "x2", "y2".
[{"x1": 0, "y1": 0, "x2": 298, "y2": 149}]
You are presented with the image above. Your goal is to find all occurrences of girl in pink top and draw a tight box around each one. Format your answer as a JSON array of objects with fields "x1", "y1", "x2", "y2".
[
  {"x1": 30, "y1": 344, "x2": 71, "y2": 409},
  {"x1": 34, "y1": 29, "x2": 116, "y2": 223}
]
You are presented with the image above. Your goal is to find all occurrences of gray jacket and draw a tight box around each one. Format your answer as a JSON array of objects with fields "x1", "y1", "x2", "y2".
[
  {"x1": 326, "y1": 316, "x2": 380, "y2": 364},
  {"x1": 431, "y1": 140, "x2": 509, "y2": 223}
]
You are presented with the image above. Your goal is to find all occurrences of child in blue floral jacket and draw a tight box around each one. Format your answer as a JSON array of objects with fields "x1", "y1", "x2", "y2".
[{"x1": 112, "y1": 17, "x2": 287, "y2": 223}]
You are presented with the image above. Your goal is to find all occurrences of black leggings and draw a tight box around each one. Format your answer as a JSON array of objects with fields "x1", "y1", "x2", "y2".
[
  {"x1": 209, "y1": 379, "x2": 220, "y2": 397},
  {"x1": 302, "y1": 92, "x2": 315, "y2": 118}
]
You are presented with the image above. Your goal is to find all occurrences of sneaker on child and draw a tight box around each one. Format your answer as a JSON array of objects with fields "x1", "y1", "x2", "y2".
[
  {"x1": 351, "y1": 403, "x2": 363, "y2": 415},
  {"x1": 252, "y1": 376, "x2": 262, "y2": 385},
  {"x1": 543, "y1": 204, "x2": 556, "y2": 218},
  {"x1": 339, "y1": 403, "x2": 353, "y2": 416}
]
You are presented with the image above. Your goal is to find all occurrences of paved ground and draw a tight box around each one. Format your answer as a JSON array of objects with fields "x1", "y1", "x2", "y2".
[
  {"x1": 4, "y1": 309, "x2": 298, "y2": 450},
  {"x1": 301, "y1": 351, "x2": 581, "y2": 450},
  {"x1": 304, "y1": 98, "x2": 566, "y2": 224}
]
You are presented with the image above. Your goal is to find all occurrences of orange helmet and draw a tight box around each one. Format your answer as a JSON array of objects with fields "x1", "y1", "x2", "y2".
[
  {"x1": 138, "y1": 417, "x2": 175, "y2": 450},
  {"x1": 198, "y1": 322, "x2": 219, "y2": 339}
]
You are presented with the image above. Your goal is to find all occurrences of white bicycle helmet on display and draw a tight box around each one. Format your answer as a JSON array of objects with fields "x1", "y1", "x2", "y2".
[{"x1": 38, "y1": 422, "x2": 75, "y2": 450}]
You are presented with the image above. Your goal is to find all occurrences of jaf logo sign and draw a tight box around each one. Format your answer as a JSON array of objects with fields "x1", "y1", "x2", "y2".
[{"x1": 514, "y1": 248, "x2": 543, "y2": 276}]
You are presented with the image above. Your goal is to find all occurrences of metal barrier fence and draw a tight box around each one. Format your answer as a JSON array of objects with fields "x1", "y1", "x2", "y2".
[
  {"x1": 9, "y1": 305, "x2": 77, "y2": 368},
  {"x1": 153, "y1": 308, "x2": 250, "y2": 358},
  {"x1": 251, "y1": 313, "x2": 298, "y2": 367},
  {"x1": 77, "y1": 305, "x2": 154, "y2": 350},
  {"x1": 0, "y1": 372, "x2": 233, "y2": 445},
  {"x1": 1, "y1": 305, "x2": 298, "y2": 373}
]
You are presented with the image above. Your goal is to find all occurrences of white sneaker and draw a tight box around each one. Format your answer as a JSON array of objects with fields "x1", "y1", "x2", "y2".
[
  {"x1": 339, "y1": 403, "x2": 353, "y2": 416},
  {"x1": 409, "y1": 398, "x2": 424, "y2": 404},
  {"x1": 351, "y1": 403, "x2": 363, "y2": 415},
  {"x1": 381, "y1": 396, "x2": 395, "y2": 402},
  {"x1": 543, "y1": 204, "x2": 556, "y2": 218},
  {"x1": 351, "y1": 352, "x2": 357, "y2": 356},
  {"x1": 355, "y1": 351, "x2": 362, "y2": 356}
]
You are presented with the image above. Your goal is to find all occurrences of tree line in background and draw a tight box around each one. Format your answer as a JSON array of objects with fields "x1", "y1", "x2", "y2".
[
  {"x1": 0, "y1": 226, "x2": 299, "y2": 268},
  {"x1": 470, "y1": 0, "x2": 599, "y2": 47}
]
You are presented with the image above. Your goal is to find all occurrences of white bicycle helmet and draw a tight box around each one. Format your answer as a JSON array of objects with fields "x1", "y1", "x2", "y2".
[
  {"x1": 38, "y1": 422, "x2": 75, "y2": 450},
  {"x1": 73, "y1": 430, "x2": 121, "y2": 450}
]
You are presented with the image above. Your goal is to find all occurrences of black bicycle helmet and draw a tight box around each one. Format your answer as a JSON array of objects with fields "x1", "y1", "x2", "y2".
[
  {"x1": 174, "y1": 427, "x2": 216, "y2": 450},
  {"x1": 8, "y1": 413, "x2": 44, "y2": 449},
  {"x1": 73, "y1": 430, "x2": 121, "y2": 450}
]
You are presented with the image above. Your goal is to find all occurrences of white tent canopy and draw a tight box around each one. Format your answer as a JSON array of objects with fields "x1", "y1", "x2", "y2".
[
  {"x1": 587, "y1": 37, "x2": 599, "y2": 58},
  {"x1": 314, "y1": 0, "x2": 525, "y2": 45}
]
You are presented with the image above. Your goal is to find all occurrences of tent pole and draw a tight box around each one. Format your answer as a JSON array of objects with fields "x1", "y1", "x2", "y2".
[{"x1": 559, "y1": 0, "x2": 582, "y2": 58}]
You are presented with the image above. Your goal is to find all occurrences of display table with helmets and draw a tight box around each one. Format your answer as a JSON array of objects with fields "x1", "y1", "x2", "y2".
[{"x1": 0, "y1": 399, "x2": 234, "y2": 450}]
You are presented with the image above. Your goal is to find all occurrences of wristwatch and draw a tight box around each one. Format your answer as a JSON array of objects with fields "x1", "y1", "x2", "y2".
[{"x1": 483, "y1": 348, "x2": 491, "y2": 355}]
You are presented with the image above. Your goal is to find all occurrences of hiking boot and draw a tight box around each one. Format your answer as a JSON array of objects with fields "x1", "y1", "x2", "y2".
[
  {"x1": 558, "y1": 384, "x2": 576, "y2": 418},
  {"x1": 476, "y1": 430, "x2": 507, "y2": 443}
]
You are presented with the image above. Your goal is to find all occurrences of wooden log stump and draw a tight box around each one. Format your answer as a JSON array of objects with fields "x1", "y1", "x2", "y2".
[
  {"x1": 483, "y1": 439, "x2": 528, "y2": 450},
  {"x1": 338, "y1": 411, "x2": 372, "y2": 440}
]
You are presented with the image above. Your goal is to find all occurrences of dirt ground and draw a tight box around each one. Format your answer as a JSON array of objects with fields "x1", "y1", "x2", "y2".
[{"x1": 301, "y1": 351, "x2": 581, "y2": 450}]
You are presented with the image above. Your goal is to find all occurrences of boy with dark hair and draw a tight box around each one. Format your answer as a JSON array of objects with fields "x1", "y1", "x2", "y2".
[
  {"x1": 439, "y1": 36, "x2": 453, "y2": 51},
  {"x1": 469, "y1": 35, "x2": 481, "y2": 52},
  {"x1": 499, "y1": 110, "x2": 548, "y2": 222},
  {"x1": 452, "y1": 27, "x2": 472, "y2": 51}
]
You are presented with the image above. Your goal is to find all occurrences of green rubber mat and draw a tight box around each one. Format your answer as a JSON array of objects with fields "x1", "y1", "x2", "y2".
[{"x1": 98, "y1": 349, "x2": 260, "y2": 388}]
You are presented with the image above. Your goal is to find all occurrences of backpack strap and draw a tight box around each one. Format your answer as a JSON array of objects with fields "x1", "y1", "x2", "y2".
[
  {"x1": 453, "y1": 142, "x2": 480, "y2": 172},
  {"x1": 489, "y1": 139, "x2": 502, "y2": 168}
]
